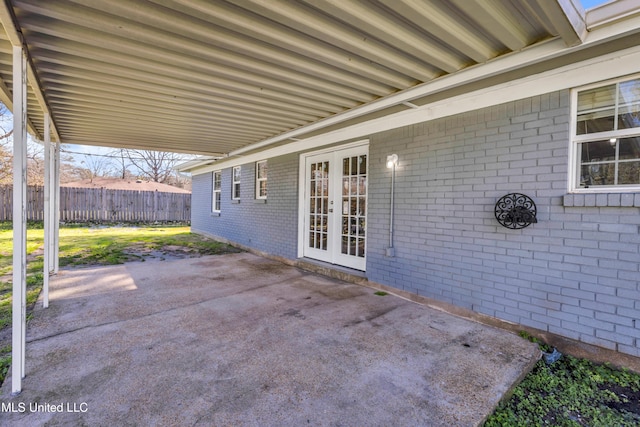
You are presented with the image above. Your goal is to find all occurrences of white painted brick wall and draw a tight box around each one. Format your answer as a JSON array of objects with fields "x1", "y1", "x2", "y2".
[
  {"x1": 367, "y1": 90, "x2": 640, "y2": 357},
  {"x1": 191, "y1": 89, "x2": 639, "y2": 357},
  {"x1": 191, "y1": 154, "x2": 299, "y2": 260}
]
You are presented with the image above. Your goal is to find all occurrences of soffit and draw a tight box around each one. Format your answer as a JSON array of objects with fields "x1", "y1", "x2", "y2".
[{"x1": 0, "y1": 0, "x2": 591, "y2": 154}]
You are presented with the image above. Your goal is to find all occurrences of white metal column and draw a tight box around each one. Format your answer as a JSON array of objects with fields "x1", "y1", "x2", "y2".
[
  {"x1": 11, "y1": 45, "x2": 28, "y2": 395},
  {"x1": 53, "y1": 141, "x2": 60, "y2": 273},
  {"x1": 43, "y1": 113, "x2": 52, "y2": 308}
]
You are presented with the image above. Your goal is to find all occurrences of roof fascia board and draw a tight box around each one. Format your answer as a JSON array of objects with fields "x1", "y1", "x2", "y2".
[
  {"x1": 224, "y1": 12, "x2": 639, "y2": 162},
  {"x1": 189, "y1": 42, "x2": 640, "y2": 175},
  {"x1": 586, "y1": 0, "x2": 640, "y2": 28}
]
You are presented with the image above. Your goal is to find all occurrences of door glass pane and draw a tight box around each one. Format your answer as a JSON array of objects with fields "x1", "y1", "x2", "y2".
[
  {"x1": 309, "y1": 160, "x2": 329, "y2": 251},
  {"x1": 358, "y1": 197, "x2": 366, "y2": 216},
  {"x1": 340, "y1": 155, "x2": 367, "y2": 259},
  {"x1": 359, "y1": 155, "x2": 367, "y2": 175},
  {"x1": 358, "y1": 218, "x2": 366, "y2": 238}
]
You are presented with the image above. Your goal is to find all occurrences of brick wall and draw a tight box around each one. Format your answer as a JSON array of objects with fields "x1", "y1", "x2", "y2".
[
  {"x1": 367, "y1": 90, "x2": 640, "y2": 357},
  {"x1": 191, "y1": 89, "x2": 640, "y2": 356},
  {"x1": 191, "y1": 153, "x2": 299, "y2": 260}
]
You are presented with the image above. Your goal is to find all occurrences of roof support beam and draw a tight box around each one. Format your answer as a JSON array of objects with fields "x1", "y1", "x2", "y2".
[{"x1": 534, "y1": 0, "x2": 587, "y2": 46}]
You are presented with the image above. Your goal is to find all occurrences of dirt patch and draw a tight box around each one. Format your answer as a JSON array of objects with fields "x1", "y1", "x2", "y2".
[
  {"x1": 123, "y1": 245, "x2": 203, "y2": 262},
  {"x1": 601, "y1": 383, "x2": 640, "y2": 417},
  {"x1": 240, "y1": 258, "x2": 288, "y2": 274}
]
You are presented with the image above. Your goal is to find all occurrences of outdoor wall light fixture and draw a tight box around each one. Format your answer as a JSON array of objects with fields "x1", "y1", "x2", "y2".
[
  {"x1": 386, "y1": 154, "x2": 398, "y2": 257},
  {"x1": 494, "y1": 193, "x2": 537, "y2": 229}
]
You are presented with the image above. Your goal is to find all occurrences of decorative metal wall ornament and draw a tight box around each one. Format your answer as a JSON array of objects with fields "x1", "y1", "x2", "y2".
[{"x1": 494, "y1": 193, "x2": 537, "y2": 229}]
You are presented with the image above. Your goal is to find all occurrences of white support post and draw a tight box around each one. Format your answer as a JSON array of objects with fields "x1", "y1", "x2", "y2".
[
  {"x1": 43, "y1": 113, "x2": 52, "y2": 308},
  {"x1": 11, "y1": 45, "x2": 28, "y2": 395},
  {"x1": 53, "y1": 141, "x2": 60, "y2": 273}
]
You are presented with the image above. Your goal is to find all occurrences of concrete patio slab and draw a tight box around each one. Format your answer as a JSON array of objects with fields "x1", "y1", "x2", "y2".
[{"x1": 1, "y1": 253, "x2": 539, "y2": 426}]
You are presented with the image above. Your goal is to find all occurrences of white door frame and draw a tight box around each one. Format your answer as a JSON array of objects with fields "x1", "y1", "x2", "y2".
[{"x1": 297, "y1": 140, "x2": 369, "y2": 270}]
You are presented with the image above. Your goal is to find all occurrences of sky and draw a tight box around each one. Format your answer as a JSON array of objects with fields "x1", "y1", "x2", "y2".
[{"x1": 580, "y1": 0, "x2": 612, "y2": 9}]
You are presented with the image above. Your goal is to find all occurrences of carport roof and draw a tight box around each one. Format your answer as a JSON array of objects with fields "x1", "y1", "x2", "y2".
[{"x1": 0, "y1": 1, "x2": 637, "y2": 156}]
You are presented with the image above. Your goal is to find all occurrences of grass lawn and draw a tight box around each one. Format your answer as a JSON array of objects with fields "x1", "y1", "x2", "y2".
[{"x1": 0, "y1": 222, "x2": 240, "y2": 385}]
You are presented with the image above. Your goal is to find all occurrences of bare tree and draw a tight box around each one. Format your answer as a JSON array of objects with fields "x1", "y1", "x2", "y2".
[
  {"x1": 59, "y1": 154, "x2": 85, "y2": 183},
  {"x1": 0, "y1": 103, "x2": 14, "y2": 184},
  {"x1": 124, "y1": 149, "x2": 185, "y2": 183},
  {"x1": 109, "y1": 148, "x2": 133, "y2": 180},
  {"x1": 79, "y1": 153, "x2": 113, "y2": 183},
  {"x1": 0, "y1": 143, "x2": 11, "y2": 184},
  {"x1": 0, "y1": 133, "x2": 46, "y2": 185}
]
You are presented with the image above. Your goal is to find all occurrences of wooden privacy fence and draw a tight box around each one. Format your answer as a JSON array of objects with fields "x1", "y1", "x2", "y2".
[{"x1": 0, "y1": 185, "x2": 191, "y2": 222}]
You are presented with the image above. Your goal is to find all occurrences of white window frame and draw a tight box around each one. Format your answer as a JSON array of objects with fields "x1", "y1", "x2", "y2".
[
  {"x1": 212, "y1": 170, "x2": 221, "y2": 213},
  {"x1": 232, "y1": 166, "x2": 241, "y2": 200},
  {"x1": 255, "y1": 160, "x2": 267, "y2": 199},
  {"x1": 569, "y1": 73, "x2": 640, "y2": 193}
]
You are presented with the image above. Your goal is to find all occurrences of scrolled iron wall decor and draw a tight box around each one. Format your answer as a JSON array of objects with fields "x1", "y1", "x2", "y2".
[{"x1": 494, "y1": 193, "x2": 537, "y2": 229}]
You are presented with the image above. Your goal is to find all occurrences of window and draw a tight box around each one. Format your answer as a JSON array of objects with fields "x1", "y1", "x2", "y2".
[
  {"x1": 212, "y1": 171, "x2": 221, "y2": 213},
  {"x1": 256, "y1": 160, "x2": 267, "y2": 199},
  {"x1": 232, "y1": 166, "x2": 241, "y2": 200},
  {"x1": 572, "y1": 75, "x2": 640, "y2": 191}
]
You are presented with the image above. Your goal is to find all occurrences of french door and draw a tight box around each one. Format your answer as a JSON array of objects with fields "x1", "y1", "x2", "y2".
[{"x1": 303, "y1": 145, "x2": 368, "y2": 271}]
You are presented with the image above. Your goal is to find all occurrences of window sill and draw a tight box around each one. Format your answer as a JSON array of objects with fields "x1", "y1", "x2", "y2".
[
  {"x1": 231, "y1": 199, "x2": 240, "y2": 204},
  {"x1": 210, "y1": 212, "x2": 220, "y2": 217},
  {"x1": 564, "y1": 193, "x2": 640, "y2": 207},
  {"x1": 254, "y1": 199, "x2": 267, "y2": 204}
]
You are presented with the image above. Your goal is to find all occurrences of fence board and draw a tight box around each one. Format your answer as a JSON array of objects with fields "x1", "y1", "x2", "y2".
[{"x1": 0, "y1": 185, "x2": 191, "y2": 223}]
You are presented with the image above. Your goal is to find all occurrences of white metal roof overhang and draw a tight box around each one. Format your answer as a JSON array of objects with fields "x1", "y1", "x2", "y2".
[{"x1": 0, "y1": 0, "x2": 638, "y2": 158}]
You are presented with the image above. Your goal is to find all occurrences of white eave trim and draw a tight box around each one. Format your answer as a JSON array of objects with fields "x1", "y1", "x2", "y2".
[
  {"x1": 586, "y1": 0, "x2": 640, "y2": 29},
  {"x1": 176, "y1": 156, "x2": 223, "y2": 172}
]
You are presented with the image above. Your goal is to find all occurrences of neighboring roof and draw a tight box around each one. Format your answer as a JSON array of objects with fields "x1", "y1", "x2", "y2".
[
  {"x1": 0, "y1": 1, "x2": 638, "y2": 159},
  {"x1": 61, "y1": 177, "x2": 190, "y2": 194}
]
